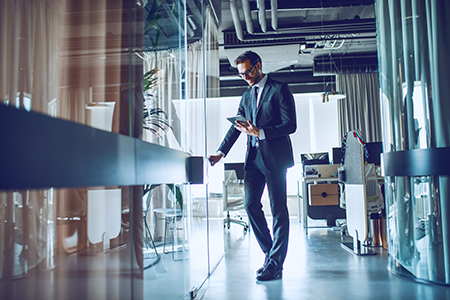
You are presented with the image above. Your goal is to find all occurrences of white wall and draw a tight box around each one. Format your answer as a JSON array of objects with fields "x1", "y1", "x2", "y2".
[
  {"x1": 204, "y1": 92, "x2": 340, "y2": 195},
  {"x1": 174, "y1": 92, "x2": 341, "y2": 218},
  {"x1": 207, "y1": 93, "x2": 340, "y2": 161}
]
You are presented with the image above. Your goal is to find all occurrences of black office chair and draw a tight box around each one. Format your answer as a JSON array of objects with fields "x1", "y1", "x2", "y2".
[{"x1": 223, "y1": 163, "x2": 250, "y2": 233}]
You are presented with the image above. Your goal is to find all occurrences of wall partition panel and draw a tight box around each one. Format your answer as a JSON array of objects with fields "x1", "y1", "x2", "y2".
[
  {"x1": 0, "y1": 0, "x2": 207, "y2": 299},
  {"x1": 375, "y1": 0, "x2": 450, "y2": 285},
  {"x1": 138, "y1": 0, "x2": 224, "y2": 298}
]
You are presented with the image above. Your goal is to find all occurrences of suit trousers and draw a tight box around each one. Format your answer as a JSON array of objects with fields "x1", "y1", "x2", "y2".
[{"x1": 244, "y1": 146, "x2": 290, "y2": 270}]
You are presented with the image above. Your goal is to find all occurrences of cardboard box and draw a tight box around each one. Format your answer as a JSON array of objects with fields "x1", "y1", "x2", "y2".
[
  {"x1": 316, "y1": 164, "x2": 339, "y2": 178},
  {"x1": 304, "y1": 164, "x2": 339, "y2": 178},
  {"x1": 308, "y1": 184, "x2": 339, "y2": 206}
]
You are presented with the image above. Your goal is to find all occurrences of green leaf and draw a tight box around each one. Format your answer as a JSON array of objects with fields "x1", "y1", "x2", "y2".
[{"x1": 144, "y1": 184, "x2": 183, "y2": 210}]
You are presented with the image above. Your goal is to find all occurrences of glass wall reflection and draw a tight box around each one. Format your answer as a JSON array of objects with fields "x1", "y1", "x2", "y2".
[
  {"x1": 1, "y1": 0, "x2": 223, "y2": 298},
  {"x1": 0, "y1": 0, "x2": 144, "y2": 136},
  {"x1": 0, "y1": 189, "x2": 56, "y2": 280},
  {"x1": 375, "y1": 0, "x2": 450, "y2": 284},
  {"x1": 1, "y1": 1, "x2": 145, "y2": 297},
  {"x1": 0, "y1": 186, "x2": 142, "y2": 299},
  {"x1": 141, "y1": 0, "x2": 224, "y2": 296}
]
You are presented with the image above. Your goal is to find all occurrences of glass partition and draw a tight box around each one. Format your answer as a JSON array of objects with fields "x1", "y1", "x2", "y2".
[
  {"x1": 375, "y1": 0, "x2": 450, "y2": 284},
  {"x1": 1, "y1": 0, "x2": 223, "y2": 298},
  {"x1": 140, "y1": 0, "x2": 223, "y2": 296},
  {"x1": 1, "y1": 1, "x2": 145, "y2": 297}
]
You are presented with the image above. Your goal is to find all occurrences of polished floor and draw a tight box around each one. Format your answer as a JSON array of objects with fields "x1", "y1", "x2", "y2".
[
  {"x1": 201, "y1": 218, "x2": 450, "y2": 300},
  {"x1": 3, "y1": 217, "x2": 450, "y2": 299}
]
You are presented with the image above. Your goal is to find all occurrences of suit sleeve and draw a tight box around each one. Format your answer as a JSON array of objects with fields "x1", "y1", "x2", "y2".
[{"x1": 217, "y1": 96, "x2": 248, "y2": 156}]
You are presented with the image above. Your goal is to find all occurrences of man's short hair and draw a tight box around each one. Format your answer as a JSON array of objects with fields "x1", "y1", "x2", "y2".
[{"x1": 234, "y1": 51, "x2": 262, "y2": 67}]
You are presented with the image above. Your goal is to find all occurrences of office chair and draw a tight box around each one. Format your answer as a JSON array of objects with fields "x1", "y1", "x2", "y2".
[
  {"x1": 223, "y1": 163, "x2": 250, "y2": 233},
  {"x1": 152, "y1": 185, "x2": 184, "y2": 260}
]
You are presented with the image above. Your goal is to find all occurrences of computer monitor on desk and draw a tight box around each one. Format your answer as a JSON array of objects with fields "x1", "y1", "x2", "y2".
[
  {"x1": 224, "y1": 163, "x2": 245, "y2": 180},
  {"x1": 333, "y1": 142, "x2": 383, "y2": 165},
  {"x1": 332, "y1": 147, "x2": 343, "y2": 165},
  {"x1": 365, "y1": 142, "x2": 383, "y2": 165},
  {"x1": 300, "y1": 152, "x2": 329, "y2": 166}
]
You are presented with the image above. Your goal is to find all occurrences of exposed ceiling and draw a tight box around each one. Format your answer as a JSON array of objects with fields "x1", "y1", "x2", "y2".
[
  {"x1": 143, "y1": 0, "x2": 378, "y2": 96},
  {"x1": 217, "y1": 0, "x2": 378, "y2": 96}
]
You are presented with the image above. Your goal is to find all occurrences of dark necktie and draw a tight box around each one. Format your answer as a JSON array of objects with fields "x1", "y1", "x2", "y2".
[{"x1": 251, "y1": 86, "x2": 258, "y2": 147}]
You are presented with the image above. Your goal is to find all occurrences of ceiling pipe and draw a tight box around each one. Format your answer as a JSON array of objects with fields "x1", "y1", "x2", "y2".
[
  {"x1": 241, "y1": 0, "x2": 254, "y2": 34},
  {"x1": 257, "y1": 0, "x2": 267, "y2": 33},
  {"x1": 229, "y1": 0, "x2": 244, "y2": 41},
  {"x1": 271, "y1": 0, "x2": 278, "y2": 31},
  {"x1": 223, "y1": 18, "x2": 376, "y2": 43}
]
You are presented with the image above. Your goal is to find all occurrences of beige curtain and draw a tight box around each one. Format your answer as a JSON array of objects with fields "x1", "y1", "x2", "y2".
[
  {"x1": 141, "y1": 5, "x2": 219, "y2": 240},
  {"x1": 336, "y1": 73, "x2": 382, "y2": 143},
  {"x1": 0, "y1": 0, "x2": 144, "y2": 277},
  {"x1": 0, "y1": 0, "x2": 60, "y2": 114},
  {"x1": 0, "y1": 0, "x2": 61, "y2": 279}
]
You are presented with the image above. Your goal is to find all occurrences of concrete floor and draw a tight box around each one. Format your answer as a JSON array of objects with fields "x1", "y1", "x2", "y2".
[
  {"x1": 3, "y1": 217, "x2": 450, "y2": 299},
  {"x1": 201, "y1": 218, "x2": 450, "y2": 300}
]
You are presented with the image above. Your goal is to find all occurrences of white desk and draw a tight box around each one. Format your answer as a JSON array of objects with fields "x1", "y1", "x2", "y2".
[{"x1": 298, "y1": 177, "x2": 340, "y2": 234}]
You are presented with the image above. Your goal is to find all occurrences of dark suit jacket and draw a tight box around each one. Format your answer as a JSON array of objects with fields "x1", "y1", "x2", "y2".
[{"x1": 218, "y1": 76, "x2": 297, "y2": 171}]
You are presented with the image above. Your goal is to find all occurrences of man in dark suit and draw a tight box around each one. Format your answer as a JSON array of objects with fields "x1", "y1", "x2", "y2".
[{"x1": 208, "y1": 51, "x2": 296, "y2": 281}]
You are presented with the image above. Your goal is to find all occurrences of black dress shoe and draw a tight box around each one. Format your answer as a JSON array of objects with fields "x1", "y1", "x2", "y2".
[
  {"x1": 256, "y1": 264, "x2": 282, "y2": 281},
  {"x1": 256, "y1": 256, "x2": 270, "y2": 275}
]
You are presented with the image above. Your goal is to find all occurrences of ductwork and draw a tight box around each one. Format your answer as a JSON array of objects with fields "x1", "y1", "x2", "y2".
[
  {"x1": 228, "y1": 0, "x2": 375, "y2": 41},
  {"x1": 241, "y1": 0, "x2": 254, "y2": 34},
  {"x1": 271, "y1": 0, "x2": 278, "y2": 30},
  {"x1": 224, "y1": 18, "x2": 376, "y2": 45},
  {"x1": 257, "y1": 0, "x2": 267, "y2": 33},
  {"x1": 229, "y1": 0, "x2": 244, "y2": 41},
  {"x1": 229, "y1": 0, "x2": 276, "y2": 39}
]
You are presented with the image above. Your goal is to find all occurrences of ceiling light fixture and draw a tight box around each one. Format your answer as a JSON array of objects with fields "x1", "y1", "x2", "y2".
[
  {"x1": 322, "y1": 91, "x2": 346, "y2": 103},
  {"x1": 320, "y1": 50, "x2": 346, "y2": 102}
]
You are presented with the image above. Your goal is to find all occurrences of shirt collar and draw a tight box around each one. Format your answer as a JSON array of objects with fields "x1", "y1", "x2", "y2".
[{"x1": 255, "y1": 74, "x2": 267, "y2": 90}]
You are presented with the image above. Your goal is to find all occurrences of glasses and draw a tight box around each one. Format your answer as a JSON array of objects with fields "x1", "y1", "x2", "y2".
[{"x1": 238, "y1": 64, "x2": 256, "y2": 78}]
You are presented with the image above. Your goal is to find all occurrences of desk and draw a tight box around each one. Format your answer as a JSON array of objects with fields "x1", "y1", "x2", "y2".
[{"x1": 298, "y1": 177, "x2": 342, "y2": 234}]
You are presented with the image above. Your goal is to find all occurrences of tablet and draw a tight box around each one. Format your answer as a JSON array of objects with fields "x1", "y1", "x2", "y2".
[{"x1": 227, "y1": 115, "x2": 249, "y2": 126}]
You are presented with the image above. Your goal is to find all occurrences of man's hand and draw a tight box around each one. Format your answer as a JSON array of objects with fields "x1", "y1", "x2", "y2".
[
  {"x1": 235, "y1": 120, "x2": 260, "y2": 137},
  {"x1": 208, "y1": 153, "x2": 223, "y2": 166}
]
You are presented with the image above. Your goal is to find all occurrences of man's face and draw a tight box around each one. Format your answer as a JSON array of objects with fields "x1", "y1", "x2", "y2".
[{"x1": 237, "y1": 59, "x2": 262, "y2": 87}]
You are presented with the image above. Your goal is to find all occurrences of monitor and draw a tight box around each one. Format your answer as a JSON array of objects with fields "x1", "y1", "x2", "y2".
[
  {"x1": 332, "y1": 147, "x2": 343, "y2": 164},
  {"x1": 365, "y1": 142, "x2": 383, "y2": 165},
  {"x1": 300, "y1": 152, "x2": 329, "y2": 166},
  {"x1": 224, "y1": 163, "x2": 245, "y2": 180}
]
